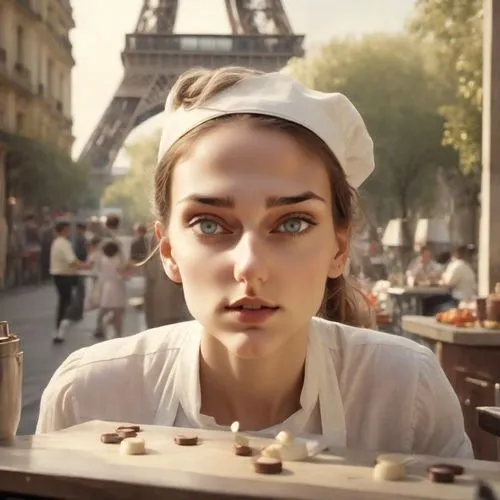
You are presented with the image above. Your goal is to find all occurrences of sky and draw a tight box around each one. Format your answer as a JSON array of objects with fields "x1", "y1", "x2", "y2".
[{"x1": 70, "y1": 0, "x2": 416, "y2": 167}]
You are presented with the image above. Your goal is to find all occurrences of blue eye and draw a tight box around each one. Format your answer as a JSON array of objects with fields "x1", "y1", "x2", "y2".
[
  {"x1": 276, "y1": 217, "x2": 312, "y2": 234},
  {"x1": 192, "y1": 219, "x2": 224, "y2": 235}
]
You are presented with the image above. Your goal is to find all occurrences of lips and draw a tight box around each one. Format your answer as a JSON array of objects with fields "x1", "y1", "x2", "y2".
[
  {"x1": 225, "y1": 297, "x2": 279, "y2": 311},
  {"x1": 224, "y1": 297, "x2": 280, "y2": 324}
]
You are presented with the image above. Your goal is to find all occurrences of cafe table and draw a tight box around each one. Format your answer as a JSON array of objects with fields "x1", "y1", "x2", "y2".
[
  {"x1": 388, "y1": 286, "x2": 451, "y2": 333},
  {"x1": 1, "y1": 420, "x2": 500, "y2": 500}
]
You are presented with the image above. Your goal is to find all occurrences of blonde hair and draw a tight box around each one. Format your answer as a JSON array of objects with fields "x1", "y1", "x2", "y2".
[{"x1": 155, "y1": 67, "x2": 374, "y2": 328}]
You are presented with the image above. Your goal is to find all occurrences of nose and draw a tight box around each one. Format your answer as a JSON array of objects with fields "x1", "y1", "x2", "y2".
[{"x1": 232, "y1": 232, "x2": 269, "y2": 288}]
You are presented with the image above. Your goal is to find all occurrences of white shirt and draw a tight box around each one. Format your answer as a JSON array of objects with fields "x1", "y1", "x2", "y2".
[
  {"x1": 36, "y1": 318, "x2": 473, "y2": 458},
  {"x1": 442, "y1": 258, "x2": 476, "y2": 301},
  {"x1": 50, "y1": 236, "x2": 77, "y2": 276}
]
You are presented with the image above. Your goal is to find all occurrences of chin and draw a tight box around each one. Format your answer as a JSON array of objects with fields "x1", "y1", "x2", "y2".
[{"x1": 221, "y1": 331, "x2": 277, "y2": 360}]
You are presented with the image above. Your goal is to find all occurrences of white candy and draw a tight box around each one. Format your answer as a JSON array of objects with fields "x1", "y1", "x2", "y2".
[
  {"x1": 119, "y1": 437, "x2": 146, "y2": 455},
  {"x1": 234, "y1": 433, "x2": 249, "y2": 446},
  {"x1": 275, "y1": 430, "x2": 294, "y2": 445},
  {"x1": 261, "y1": 443, "x2": 282, "y2": 459},
  {"x1": 230, "y1": 421, "x2": 249, "y2": 446},
  {"x1": 373, "y1": 460, "x2": 406, "y2": 481},
  {"x1": 261, "y1": 439, "x2": 309, "y2": 462},
  {"x1": 279, "y1": 441, "x2": 308, "y2": 461}
]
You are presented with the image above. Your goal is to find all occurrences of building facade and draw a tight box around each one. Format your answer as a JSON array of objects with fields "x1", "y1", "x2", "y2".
[{"x1": 0, "y1": 0, "x2": 75, "y2": 288}]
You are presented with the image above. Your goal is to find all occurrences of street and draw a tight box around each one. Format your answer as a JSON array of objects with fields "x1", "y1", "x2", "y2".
[{"x1": 0, "y1": 279, "x2": 145, "y2": 435}]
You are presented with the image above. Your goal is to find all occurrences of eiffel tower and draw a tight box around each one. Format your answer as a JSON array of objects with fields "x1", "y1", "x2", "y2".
[{"x1": 79, "y1": 0, "x2": 304, "y2": 182}]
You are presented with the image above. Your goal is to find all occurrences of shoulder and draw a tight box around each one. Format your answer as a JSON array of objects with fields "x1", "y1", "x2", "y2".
[
  {"x1": 310, "y1": 316, "x2": 434, "y2": 394},
  {"x1": 37, "y1": 321, "x2": 201, "y2": 432},
  {"x1": 311, "y1": 316, "x2": 429, "y2": 363},
  {"x1": 76, "y1": 320, "x2": 200, "y2": 369}
]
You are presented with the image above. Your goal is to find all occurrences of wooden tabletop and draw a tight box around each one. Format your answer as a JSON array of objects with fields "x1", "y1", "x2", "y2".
[
  {"x1": 1, "y1": 421, "x2": 500, "y2": 500},
  {"x1": 402, "y1": 315, "x2": 500, "y2": 346}
]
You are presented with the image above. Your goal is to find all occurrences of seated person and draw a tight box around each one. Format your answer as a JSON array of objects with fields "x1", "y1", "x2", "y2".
[
  {"x1": 440, "y1": 245, "x2": 476, "y2": 304},
  {"x1": 406, "y1": 246, "x2": 443, "y2": 286}
]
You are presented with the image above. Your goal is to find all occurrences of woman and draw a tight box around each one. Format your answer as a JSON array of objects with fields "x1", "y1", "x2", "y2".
[{"x1": 37, "y1": 67, "x2": 472, "y2": 458}]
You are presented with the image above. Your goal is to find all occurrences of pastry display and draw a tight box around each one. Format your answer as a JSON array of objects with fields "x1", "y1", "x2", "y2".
[{"x1": 436, "y1": 308, "x2": 476, "y2": 327}]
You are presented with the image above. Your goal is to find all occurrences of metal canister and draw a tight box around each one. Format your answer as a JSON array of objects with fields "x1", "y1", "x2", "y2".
[{"x1": 0, "y1": 321, "x2": 23, "y2": 442}]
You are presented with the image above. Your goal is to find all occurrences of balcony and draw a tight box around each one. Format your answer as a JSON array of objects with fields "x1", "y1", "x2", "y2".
[
  {"x1": 13, "y1": 62, "x2": 32, "y2": 92},
  {"x1": 15, "y1": 0, "x2": 37, "y2": 17},
  {"x1": 124, "y1": 34, "x2": 304, "y2": 57}
]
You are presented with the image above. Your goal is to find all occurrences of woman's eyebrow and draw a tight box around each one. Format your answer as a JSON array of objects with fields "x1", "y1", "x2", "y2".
[{"x1": 177, "y1": 191, "x2": 326, "y2": 208}]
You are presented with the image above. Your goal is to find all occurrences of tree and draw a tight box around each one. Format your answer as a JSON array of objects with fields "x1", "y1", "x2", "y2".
[
  {"x1": 2, "y1": 131, "x2": 92, "y2": 211},
  {"x1": 287, "y1": 34, "x2": 457, "y2": 227},
  {"x1": 410, "y1": 0, "x2": 483, "y2": 177},
  {"x1": 409, "y1": 0, "x2": 483, "y2": 243},
  {"x1": 101, "y1": 130, "x2": 160, "y2": 228}
]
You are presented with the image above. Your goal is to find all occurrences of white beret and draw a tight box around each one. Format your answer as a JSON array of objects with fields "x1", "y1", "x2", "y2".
[{"x1": 157, "y1": 72, "x2": 374, "y2": 188}]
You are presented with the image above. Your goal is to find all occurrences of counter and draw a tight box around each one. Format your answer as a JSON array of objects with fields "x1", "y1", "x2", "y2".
[
  {"x1": 1, "y1": 421, "x2": 500, "y2": 500},
  {"x1": 402, "y1": 315, "x2": 500, "y2": 461}
]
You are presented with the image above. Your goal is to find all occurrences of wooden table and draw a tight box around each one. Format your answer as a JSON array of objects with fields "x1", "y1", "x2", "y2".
[
  {"x1": 1, "y1": 421, "x2": 500, "y2": 500},
  {"x1": 402, "y1": 316, "x2": 500, "y2": 461},
  {"x1": 389, "y1": 287, "x2": 451, "y2": 333}
]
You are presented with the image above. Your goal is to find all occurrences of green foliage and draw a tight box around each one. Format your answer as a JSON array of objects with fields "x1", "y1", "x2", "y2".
[
  {"x1": 287, "y1": 34, "x2": 457, "y2": 223},
  {"x1": 2, "y1": 131, "x2": 92, "y2": 210},
  {"x1": 101, "y1": 130, "x2": 161, "y2": 227},
  {"x1": 409, "y1": 0, "x2": 483, "y2": 176}
]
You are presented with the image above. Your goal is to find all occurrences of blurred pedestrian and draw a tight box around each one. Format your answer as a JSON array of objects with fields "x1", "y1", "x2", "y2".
[{"x1": 50, "y1": 220, "x2": 90, "y2": 343}]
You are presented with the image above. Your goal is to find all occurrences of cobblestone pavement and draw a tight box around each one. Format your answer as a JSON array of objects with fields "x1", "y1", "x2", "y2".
[{"x1": 0, "y1": 278, "x2": 145, "y2": 435}]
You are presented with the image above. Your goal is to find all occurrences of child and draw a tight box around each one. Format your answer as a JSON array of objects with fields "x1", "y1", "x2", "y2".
[
  {"x1": 83, "y1": 236, "x2": 102, "y2": 312},
  {"x1": 37, "y1": 67, "x2": 472, "y2": 458},
  {"x1": 94, "y1": 240, "x2": 127, "y2": 338}
]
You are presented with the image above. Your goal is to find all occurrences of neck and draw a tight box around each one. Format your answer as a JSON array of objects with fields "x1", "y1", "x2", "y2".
[{"x1": 199, "y1": 332, "x2": 307, "y2": 431}]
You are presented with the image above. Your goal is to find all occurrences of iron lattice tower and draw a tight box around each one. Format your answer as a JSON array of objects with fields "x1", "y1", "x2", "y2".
[{"x1": 79, "y1": 0, "x2": 304, "y2": 180}]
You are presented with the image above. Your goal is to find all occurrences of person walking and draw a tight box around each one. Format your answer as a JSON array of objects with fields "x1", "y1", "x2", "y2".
[
  {"x1": 67, "y1": 221, "x2": 89, "y2": 322},
  {"x1": 50, "y1": 220, "x2": 90, "y2": 343},
  {"x1": 95, "y1": 240, "x2": 128, "y2": 339}
]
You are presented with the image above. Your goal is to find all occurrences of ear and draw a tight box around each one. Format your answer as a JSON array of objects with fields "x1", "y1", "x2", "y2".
[
  {"x1": 327, "y1": 228, "x2": 350, "y2": 279},
  {"x1": 155, "y1": 221, "x2": 182, "y2": 284}
]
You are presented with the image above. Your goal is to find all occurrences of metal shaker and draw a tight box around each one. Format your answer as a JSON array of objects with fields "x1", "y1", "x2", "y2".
[{"x1": 0, "y1": 321, "x2": 23, "y2": 442}]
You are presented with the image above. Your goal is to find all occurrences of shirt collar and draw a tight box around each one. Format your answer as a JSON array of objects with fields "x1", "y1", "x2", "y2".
[{"x1": 174, "y1": 320, "x2": 324, "y2": 433}]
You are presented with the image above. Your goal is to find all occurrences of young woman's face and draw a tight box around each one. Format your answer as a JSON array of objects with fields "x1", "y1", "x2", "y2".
[{"x1": 160, "y1": 122, "x2": 347, "y2": 359}]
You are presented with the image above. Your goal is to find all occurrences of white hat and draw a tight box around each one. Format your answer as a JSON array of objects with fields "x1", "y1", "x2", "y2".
[{"x1": 157, "y1": 72, "x2": 374, "y2": 188}]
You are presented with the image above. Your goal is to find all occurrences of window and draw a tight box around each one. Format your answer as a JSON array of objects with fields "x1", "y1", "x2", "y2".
[
  {"x1": 16, "y1": 112, "x2": 25, "y2": 134},
  {"x1": 16, "y1": 26, "x2": 24, "y2": 65},
  {"x1": 47, "y1": 58, "x2": 53, "y2": 97}
]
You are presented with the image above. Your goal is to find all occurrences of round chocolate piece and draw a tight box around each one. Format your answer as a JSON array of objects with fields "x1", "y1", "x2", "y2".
[
  {"x1": 253, "y1": 456, "x2": 283, "y2": 475},
  {"x1": 174, "y1": 434, "x2": 199, "y2": 446},
  {"x1": 117, "y1": 428, "x2": 138, "y2": 439},
  {"x1": 428, "y1": 466, "x2": 455, "y2": 483},
  {"x1": 116, "y1": 425, "x2": 141, "y2": 432},
  {"x1": 100, "y1": 432, "x2": 122, "y2": 444},
  {"x1": 429, "y1": 463, "x2": 464, "y2": 476},
  {"x1": 233, "y1": 444, "x2": 253, "y2": 457}
]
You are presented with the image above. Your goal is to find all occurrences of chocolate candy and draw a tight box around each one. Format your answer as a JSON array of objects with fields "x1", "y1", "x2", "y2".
[
  {"x1": 428, "y1": 465, "x2": 456, "y2": 483},
  {"x1": 117, "y1": 428, "x2": 138, "y2": 439},
  {"x1": 174, "y1": 434, "x2": 199, "y2": 446},
  {"x1": 116, "y1": 424, "x2": 141, "y2": 433},
  {"x1": 233, "y1": 444, "x2": 253, "y2": 457},
  {"x1": 253, "y1": 456, "x2": 283, "y2": 475},
  {"x1": 429, "y1": 463, "x2": 464, "y2": 476},
  {"x1": 100, "y1": 432, "x2": 123, "y2": 444}
]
